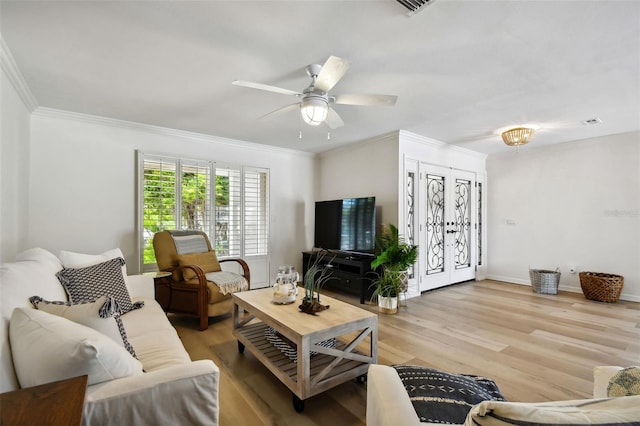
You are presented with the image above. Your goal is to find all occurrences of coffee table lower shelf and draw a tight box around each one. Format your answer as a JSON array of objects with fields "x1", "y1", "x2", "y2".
[{"x1": 234, "y1": 321, "x2": 372, "y2": 412}]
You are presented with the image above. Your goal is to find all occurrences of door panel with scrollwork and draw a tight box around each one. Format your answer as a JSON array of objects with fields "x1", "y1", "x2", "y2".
[{"x1": 420, "y1": 165, "x2": 476, "y2": 291}]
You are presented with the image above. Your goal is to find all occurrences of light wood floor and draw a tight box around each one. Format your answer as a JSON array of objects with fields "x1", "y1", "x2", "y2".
[{"x1": 171, "y1": 280, "x2": 640, "y2": 426}]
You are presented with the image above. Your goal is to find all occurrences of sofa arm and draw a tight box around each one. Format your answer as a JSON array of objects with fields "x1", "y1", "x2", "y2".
[
  {"x1": 84, "y1": 360, "x2": 219, "y2": 426},
  {"x1": 125, "y1": 274, "x2": 154, "y2": 299},
  {"x1": 367, "y1": 364, "x2": 420, "y2": 426}
]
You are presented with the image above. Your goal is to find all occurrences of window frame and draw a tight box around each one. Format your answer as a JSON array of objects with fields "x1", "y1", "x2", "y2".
[{"x1": 136, "y1": 151, "x2": 270, "y2": 272}]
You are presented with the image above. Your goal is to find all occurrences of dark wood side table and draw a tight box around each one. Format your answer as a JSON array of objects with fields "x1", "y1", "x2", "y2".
[
  {"x1": 143, "y1": 271, "x2": 173, "y2": 311},
  {"x1": 0, "y1": 374, "x2": 88, "y2": 426}
]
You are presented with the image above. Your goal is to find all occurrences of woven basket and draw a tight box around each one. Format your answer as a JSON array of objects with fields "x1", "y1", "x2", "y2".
[
  {"x1": 529, "y1": 268, "x2": 560, "y2": 294},
  {"x1": 579, "y1": 272, "x2": 624, "y2": 302}
]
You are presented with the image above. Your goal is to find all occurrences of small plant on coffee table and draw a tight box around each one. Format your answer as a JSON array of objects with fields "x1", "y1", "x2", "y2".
[{"x1": 300, "y1": 250, "x2": 335, "y2": 315}]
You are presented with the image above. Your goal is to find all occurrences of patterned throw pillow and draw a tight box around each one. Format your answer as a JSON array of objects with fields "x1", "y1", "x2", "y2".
[
  {"x1": 56, "y1": 257, "x2": 141, "y2": 314},
  {"x1": 393, "y1": 365, "x2": 506, "y2": 425},
  {"x1": 29, "y1": 295, "x2": 138, "y2": 359},
  {"x1": 608, "y1": 366, "x2": 640, "y2": 397}
]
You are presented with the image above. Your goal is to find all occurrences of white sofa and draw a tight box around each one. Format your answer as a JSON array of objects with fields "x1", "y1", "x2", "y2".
[
  {"x1": 1, "y1": 248, "x2": 220, "y2": 425},
  {"x1": 367, "y1": 364, "x2": 640, "y2": 425}
]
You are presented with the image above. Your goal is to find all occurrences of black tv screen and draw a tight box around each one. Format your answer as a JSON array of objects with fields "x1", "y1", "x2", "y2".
[{"x1": 314, "y1": 196, "x2": 376, "y2": 255}]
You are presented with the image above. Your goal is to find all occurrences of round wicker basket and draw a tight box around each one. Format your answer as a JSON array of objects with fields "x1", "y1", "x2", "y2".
[{"x1": 579, "y1": 272, "x2": 624, "y2": 303}]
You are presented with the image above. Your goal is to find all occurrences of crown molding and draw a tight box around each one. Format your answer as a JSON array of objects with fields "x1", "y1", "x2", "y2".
[
  {"x1": 32, "y1": 107, "x2": 315, "y2": 157},
  {"x1": 399, "y1": 129, "x2": 488, "y2": 159},
  {"x1": 318, "y1": 130, "x2": 401, "y2": 158},
  {"x1": 0, "y1": 36, "x2": 38, "y2": 112}
]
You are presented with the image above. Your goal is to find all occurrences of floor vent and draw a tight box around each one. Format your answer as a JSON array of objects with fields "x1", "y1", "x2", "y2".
[{"x1": 396, "y1": 0, "x2": 435, "y2": 16}]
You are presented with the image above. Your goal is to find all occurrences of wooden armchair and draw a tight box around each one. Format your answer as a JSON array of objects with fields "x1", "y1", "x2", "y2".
[{"x1": 153, "y1": 230, "x2": 250, "y2": 330}]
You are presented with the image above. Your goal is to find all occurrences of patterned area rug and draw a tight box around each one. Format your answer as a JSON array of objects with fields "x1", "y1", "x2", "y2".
[{"x1": 393, "y1": 365, "x2": 506, "y2": 424}]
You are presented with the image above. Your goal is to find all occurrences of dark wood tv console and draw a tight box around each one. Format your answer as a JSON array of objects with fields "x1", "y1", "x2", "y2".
[{"x1": 302, "y1": 251, "x2": 375, "y2": 304}]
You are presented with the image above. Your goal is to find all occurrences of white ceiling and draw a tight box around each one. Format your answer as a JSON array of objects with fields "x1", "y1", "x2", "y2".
[{"x1": 1, "y1": 0, "x2": 639, "y2": 154}]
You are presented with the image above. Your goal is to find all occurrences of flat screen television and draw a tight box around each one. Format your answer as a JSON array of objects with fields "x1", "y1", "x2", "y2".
[{"x1": 314, "y1": 196, "x2": 376, "y2": 256}]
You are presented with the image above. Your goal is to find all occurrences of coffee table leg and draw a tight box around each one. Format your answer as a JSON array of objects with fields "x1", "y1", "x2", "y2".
[{"x1": 292, "y1": 394, "x2": 305, "y2": 413}]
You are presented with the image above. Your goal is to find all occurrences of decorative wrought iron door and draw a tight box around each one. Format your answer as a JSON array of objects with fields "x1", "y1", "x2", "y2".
[{"x1": 420, "y1": 165, "x2": 476, "y2": 291}]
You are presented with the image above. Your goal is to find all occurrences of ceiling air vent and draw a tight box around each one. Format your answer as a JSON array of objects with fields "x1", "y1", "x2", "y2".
[{"x1": 396, "y1": 0, "x2": 435, "y2": 16}]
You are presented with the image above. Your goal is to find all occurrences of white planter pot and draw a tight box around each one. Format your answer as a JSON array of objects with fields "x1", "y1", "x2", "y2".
[{"x1": 378, "y1": 295, "x2": 398, "y2": 314}]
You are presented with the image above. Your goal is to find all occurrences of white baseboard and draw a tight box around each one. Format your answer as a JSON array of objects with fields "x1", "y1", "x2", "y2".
[{"x1": 485, "y1": 275, "x2": 640, "y2": 303}]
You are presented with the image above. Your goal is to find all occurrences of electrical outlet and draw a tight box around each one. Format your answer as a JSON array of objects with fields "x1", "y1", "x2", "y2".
[{"x1": 505, "y1": 219, "x2": 516, "y2": 225}]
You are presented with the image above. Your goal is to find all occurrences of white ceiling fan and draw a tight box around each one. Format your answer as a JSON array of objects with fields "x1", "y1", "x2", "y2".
[{"x1": 232, "y1": 56, "x2": 398, "y2": 129}]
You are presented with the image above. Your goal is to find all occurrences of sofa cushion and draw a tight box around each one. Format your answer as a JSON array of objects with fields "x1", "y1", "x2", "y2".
[
  {"x1": 607, "y1": 366, "x2": 640, "y2": 397},
  {"x1": 393, "y1": 365, "x2": 505, "y2": 424},
  {"x1": 29, "y1": 295, "x2": 137, "y2": 358},
  {"x1": 9, "y1": 307, "x2": 143, "y2": 387},
  {"x1": 464, "y1": 395, "x2": 640, "y2": 425},
  {"x1": 1, "y1": 248, "x2": 67, "y2": 392},
  {"x1": 121, "y1": 298, "x2": 192, "y2": 371},
  {"x1": 178, "y1": 251, "x2": 222, "y2": 280},
  {"x1": 59, "y1": 248, "x2": 128, "y2": 276},
  {"x1": 56, "y1": 257, "x2": 141, "y2": 314},
  {"x1": 1, "y1": 248, "x2": 66, "y2": 322}
]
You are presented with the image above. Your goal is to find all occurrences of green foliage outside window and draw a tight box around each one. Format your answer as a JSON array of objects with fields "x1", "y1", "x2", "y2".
[{"x1": 142, "y1": 167, "x2": 230, "y2": 265}]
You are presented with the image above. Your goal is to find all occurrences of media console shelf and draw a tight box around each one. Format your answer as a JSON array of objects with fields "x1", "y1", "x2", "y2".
[{"x1": 302, "y1": 251, "x2": 375, "y2": 304}]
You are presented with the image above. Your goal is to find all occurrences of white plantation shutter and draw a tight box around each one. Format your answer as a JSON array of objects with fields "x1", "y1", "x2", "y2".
[
  {"x1": 243, "y1": 168, "x2": 269, "y2": 256},
  {"x1": 141, "y1": 156, "x2": 178, "y2": 265},
  {"x1": 180, "y1": 161, "x2": 211, "y2": 232},
  {"x1": 138, "y1": 152, "x2": 269, "y2": 269},
  {"x1": 214, "y1": 165, "x2": 242, "y2": 257}
]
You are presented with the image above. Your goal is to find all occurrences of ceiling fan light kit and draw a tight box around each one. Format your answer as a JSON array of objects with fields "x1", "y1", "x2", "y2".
[
  {"x1": 501, "y1": 127, "x2": 535, "y2": 146},
  {"x1": 300, "y1": 95, "x2": 328, "y2": 126}
]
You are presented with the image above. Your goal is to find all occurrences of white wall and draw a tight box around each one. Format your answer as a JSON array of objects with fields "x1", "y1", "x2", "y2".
[
  {"x1": 27, "y1": 110, "x2": 316, "y2": 284},
  {"x1": 0, "y1": 60, "x2": 32, "y2": 263},
  {"x1": 317, "y1": 132, "x2": 399, "y2": 231},
  {"x1": 487, "y1": 132, "x2": 640, "y2": 301}
]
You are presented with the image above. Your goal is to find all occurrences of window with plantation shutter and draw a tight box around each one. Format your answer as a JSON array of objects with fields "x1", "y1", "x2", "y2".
[
  {"x1": 181, "y1": 160, "x2": 211, "y2": 232},
  {"x1": 243, "y1": 168, "x2": 269, "y2": 256},
  {"x1": 214, "y1": 165, "x2": 242, "y2": 257},
  {"x1": 138, "y1": 152, "x2": 269, "y2": 270},
  {"x1": 141, "y1": 156, "x2": 177, "y2": 266}
]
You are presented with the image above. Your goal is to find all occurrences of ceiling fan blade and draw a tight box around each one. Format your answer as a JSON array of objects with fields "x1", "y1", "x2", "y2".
[
  {"x1": 232, "y1": 80, "x2": 301, "y2": 96},
  {"x1": 258, "y1": 103, "x2": 300, "y2": 120},
  {"x1": 325, "y1": 107, "x2": 345, "y2": 129},
  {"x1": 314, "y1": 56, "x2": 351, "y2": 93},
  {"x1": 333, "y1": 93, "x2": 398, "y2": 106}
]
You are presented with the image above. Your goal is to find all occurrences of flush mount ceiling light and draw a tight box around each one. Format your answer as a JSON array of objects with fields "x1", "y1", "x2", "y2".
[{"x1": 501, "y1": 127, "x2": 535, "y2": 146}]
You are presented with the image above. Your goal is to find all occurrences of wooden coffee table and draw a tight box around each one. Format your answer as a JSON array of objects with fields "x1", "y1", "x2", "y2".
[{"x1": 232, "y1": 287, "x2": 377, "y2": 412}]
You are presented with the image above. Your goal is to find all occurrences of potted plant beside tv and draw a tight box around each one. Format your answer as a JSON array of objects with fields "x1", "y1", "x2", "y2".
[{"x1": 370, "y1": 224, "x2": 418, "y2": 314}]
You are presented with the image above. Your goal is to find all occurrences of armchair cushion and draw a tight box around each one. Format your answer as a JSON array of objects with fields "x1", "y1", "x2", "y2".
[
  {"x1": 171, "y1": 233, "x2": 209, "y2": 254},
  {"x1": 178, "y1": 251, "x2": 221, "y2": 280},
  {"x1": 9, "y1": 307, "x2": 143, "y2": 388},
  {"x1": 56, "y1": 257, "x2": 141, "y2": 314}
]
